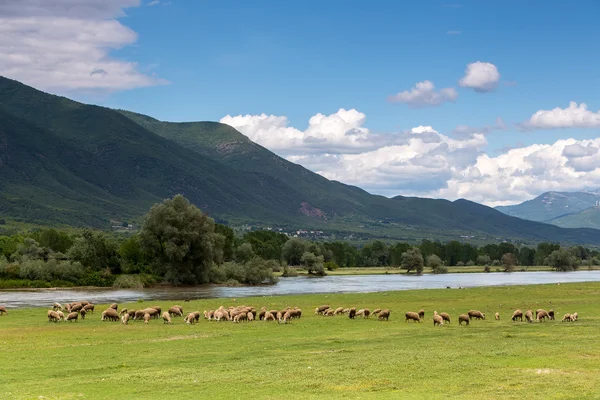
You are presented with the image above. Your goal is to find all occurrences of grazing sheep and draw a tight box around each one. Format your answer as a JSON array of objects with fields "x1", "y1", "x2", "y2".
[
  {"x1": 525, "y1": 310, "x2": 533, "y2": 323},
  {"x1": 378, "y1": 309, "x2": 390, "y2": 321},
  {"x1": 405, "y1": 312, "x2": 420, "y2": 323},
  {"x1": 348, "y1": 308, "x2": 357, "y2": 319},
  {"x1": 281, "y1": 310, "x2": 293, "y2": 324},
  {"x1": 102, "y1": 308, "x2": 119, "y2": 322},
  {"x1": 495, "y1": 312, "x2": 500, "y2": 320},
  {"x1": 342, "y1": 308, "x2": 350, "y2": 314},
  {"x1": 276, "y1": 311, "x2": 283, "y2": 321},
  {"x1": 334, "y1": 307, "x2": 344, "y2": 315},
  {"x1": 0, "y1": 306, "x2": 8, "y2": 315},
  {"x1": 440, "y1": 312, "x2": 451, "y2": 324},
  {"x1": 151, "y1": 306, "x2": 162, "y2": 315},
  {"x1": 65, "y1": 303, "x2": 72, "y2": 313},
  {"x1": 562, "y1": 313, "x2": 572, "y2": 322},
  {"x1": 572, "y1": 312, "x2": 578, "y2": 321},
  {"x1": 79, "y1": 309, "x2": 86, "y2": 320},
  {"x1": 185, "y1": 313, "x2": 196, "y2": 324},
  {"x1": 80, "y1": 301, "x2": 90, "y2": 306},
  {"x1": 143, "y1": 308, "x2": 160, "y2": 319},
  {"x1": 143, "y1": 313, "x2": 151, "y2": 324},
  {"x1": 356, "y1": 309, "x2": 365, "y2": 317},
  {"x1": 47, "y1": 310, "x2": 60, "y2": 322},
  {"x1": 172, "y1": 305, "x2": 184, "y2": 315},
  {"x1": 314, "y1": 305, "x2": 330, "y2": 315},
  {"x1": 83, "y1": 304, "x2": 94, "y2": 313},
  {"x1": 162, "y1": 312, "x2": 172, "y2": 324},
  {"x1": 121, "y1": 313, "x2": 130, "y2": 325},
  {"x1": 127, "y1": 309, "x2": 136, "y2": 318},
  {"x1": 468, "y1": 310, "x2": 485, "y2": 320},
  {"x1": 433, "y1": 313, "x2": 444, "y2": 327},
  {"x1": 119, "y1": 308, "x2": 128, "y2": 316},
  {"x1": 324, "y1": 309, "x2": 336, "y2": 316},
  {"x1": 536, "y1": 310, "x2": 549, "y2": 322},
  {"x1": 458, "y1": 314, "x2": 470, "y2": 325},
  {"x1": 109, "y1": 303, "x2": 118, "y2": 311},
  {"x1": 56, "y1": 311, "x2": 65, "y2": 321},
  {"x1": 418, "y1": 309, "x2": 425, "y2": 320},
  {"x1": 548, "y1": 310, "x2": 555, "y2": 320},
  {"x1": 247, "y1": 311, "x2": 254, "y2": 322},
  {"x1": 264, "y1": 311, "x2": 276, "y2": 321},
  {"x1": 535, "y1": 309, "x2": 546, "y2": 316},
  {"x1": 134, "y1": 310, "x2": 146, "y2": 320},
  {"x1": 168, "y1": 306, "x2": 183, "y2": 317},
  {"x1": 363, "y1": 308, "x2": 371, "y2": 319},
  {"x1": 258, "y1": 308, "x2": 266, "y2": 320},
  {"x1": 53, "y1": 302, "x2": 62, "y2": 311},
  {"x1": 234, "y1": 312, "x2": 248, "y2": 323},
  {"x1": 66, "y1": 312, "x2": 78, "y2": 322},
  {"x1": 71, "y1": 303, "x2": 83, "y2": 313},
  {"x1": 511, "y1": 309, "x2": 523, "y2": 322},
  {"x1": 372, "y1": 309, "x2": 382, "y2": 317}
]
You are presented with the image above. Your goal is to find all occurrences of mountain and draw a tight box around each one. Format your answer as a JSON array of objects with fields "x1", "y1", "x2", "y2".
[
  {"x1": 1, "y1": 76, "x2": 600, "y2": 244},
  {"x1": 546, "y1": 206, "x2": 600, "y2": 229},
  {"x1": 496, "y1": 191, "x2": 600, "y2": 223}
]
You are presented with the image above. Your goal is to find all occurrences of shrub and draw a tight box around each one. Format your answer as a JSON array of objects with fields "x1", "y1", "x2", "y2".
[
  {"x1": 491, "y1": 260, "x2": 501, "y2": 266},
  {"x1": 78, "y1": 271, "x2": 116, "y2": 287},
  {"x1": 502, "y1": 253, "x2": 517, "y2": 272},
  {"x1": 546, "y1": 248, "x2": 577, "y2": 271},
  {"x1": 265, "y1": 259, "x2": 282, "y2": 272},
  {"x1": 456, "y1": 261, "x2": 465, "y2": 267},
  {"x1": 282, "y1": 266, "x2": 299, "y2": 277},
  {"x1": 432, "y1": 265, "x2": 448, "y2": 274},
  {"x1": 210, "y1": 257, "x2": 278, "y2": 285},
  {"x1": 301, "y1": 252, "x2": 326, "y2": 276},
  {"x1": 112, "y1": 274, "x2": 145, "y2": 289},
  {"x1": 466, "y1": 260, "x2": 475, "y2": 267},
  {"x1": 484, "y1": 265, "x2": 491, "y2": 273},
  {"x1": 324, "y1": 261, "x2": 339, "y2": 271},
  {"x1": 426, "y1": 255, "x2": 443, "y2": 269},
  {"x1": 477, "y1": 255, "x2": 491, "y2": 266}
]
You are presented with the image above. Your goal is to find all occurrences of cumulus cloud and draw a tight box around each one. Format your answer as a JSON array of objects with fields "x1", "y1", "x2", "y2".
[
  {"x1": 521, "y1": 102, "x2": 600, "y2": 130},
  {"x1": 0, "y1": 0, "x2": 167, "y2": 92},
  {"x1": 387, "y1": 80, "x2": 458, "y2": 107},
  {"x1": 459, "y1": 61, "x2": 501, "y2": 92}
]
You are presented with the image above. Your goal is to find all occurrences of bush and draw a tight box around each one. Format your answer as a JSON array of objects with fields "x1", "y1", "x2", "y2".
[
  {"x1": 477, "y1": 255, "x2": 491, "y2": 266},
  {"x1": 265, "y1": 259, "x2": 282, "y2": 272},
  {"x1": 491, "y1": 260, "x2": 501, "y2": 267},
  {"x1": 324, "y1": 261, "x2": 339, "y2": 271},
  {"x1": 78, "y1": 271, "x2": 116, "y2": 287},
  {"x1": 466, "y1": 260, "x2": 475, "y2": 267},
  {"x1": 426, "y1": 255, "x2": 443, "y2": 269},
  {"x1": 301, "y1": 252, "x2": 326, "y2": 276},
  {"x1": 210, "y1": 257, "x2": 278, "y2": 285},
  {"x1": 282, "y1": 266, "x2": 299, "y2": 277},
  {"x1": 501, "y1": 253, "x2": 517, "y2": 273},
  {"x1": 484, "y1": 265, "x2": 491, "y2": 273},
  {"x1": 547, "y1": 248, "x2": 577, "y2": 271},
  {"x1": 456, "y1": 261, "x2": 465, "y2": 267},
  {"x1": 112, "y1": 274, "x2": 145, "y2": 289},
  {"x1": 432, "y1": 265, "x2": 448, "y2": 274}
]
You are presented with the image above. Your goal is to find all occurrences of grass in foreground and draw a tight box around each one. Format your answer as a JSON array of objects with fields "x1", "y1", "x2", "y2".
[{"x1": 1, "y1": 282, "x2": 600, "y2": 399}]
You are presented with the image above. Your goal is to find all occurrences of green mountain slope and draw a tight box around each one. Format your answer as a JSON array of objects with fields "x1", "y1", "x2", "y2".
[
  {"x1": 2, "y1": 76, "x2": 600, "y2": 244},
  {"x1": 496, "y1": 191, "x2": 600, "y2": 222},
  {"x1": 547, "y1": 206, "x2": 600, "y2": 229}
]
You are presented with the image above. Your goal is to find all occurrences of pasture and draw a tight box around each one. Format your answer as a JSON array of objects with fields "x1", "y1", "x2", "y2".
[{"x1": 1, "y1": 282, "x2": 600, "y2": 399}]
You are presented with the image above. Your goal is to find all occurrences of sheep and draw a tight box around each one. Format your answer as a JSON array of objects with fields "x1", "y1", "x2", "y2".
[
  {"x1": 109, "y1": 303, "x2": 118, "y2": 311},
  {"x1": 247, "y1": 311, "x2": 254, "y2": 322},
  {"x1": 121, "y1": 313, "x2": 130, "y2": 325},
  {"x1": 143, "y1": 313, "x2": 151, "y2": 324},
  {"x1": 363, "y1": 309, "x2": 371, "y2": 319},
  {"x1": 324, "y1": 309, "x2": 336, "y2": 316},
  {"x1": 342, "y1": 308, "x2": 350, "y2": 314},
  {"x1": 80, "y1": 301, "x2": 90, "y2": 306},
  {"x1": 468, "y1": 310, "x2": 485, "y2": 320},
  {"x1": 127, "y1": 309, "x2": 136, "y2": 318},
  {"x1": 71, "y1": 303, "x2": 83, "y2": 313},
  {"x1": 66, "y1": 312, "x2": 78, "y2": 322},
  {"x1": 572, "y1": 312, "x2": 578, "y2": 321},
  {"x1": 548, "y1": 309, "x2": 555, "y2": 320},
  {"x1": 150, "y1": 306, "x2": 162, "y2": 314},
  {"x1": 276, "y1": 311, "x2": 283, "y2": 321},
  {"x1": 333, "y1": 307, "x2": 344, "y2": 315},
  {"x1": 56, "y1": 311, "x2": 65, "y2": 321},
  {"x1": 173, "y1": 305, "x2": 184, "y2": 315},
  {"x1": 162, "y1": 312, "x2": 172, "y2": 324},
  {"x1": 314, "y1": 305, "x2": 330, "y2": 315},
  {"x1": 102, "y1": 308, "x2": 119, "y2": 321},
  {"x1": 418, "y1": 309, "x2": 425, "y2": 320},
  {"x1": 79, "y1": 308, "x2": 86, "y2": 320},
  {"x1": 433, "y1": 313, "x2": 444, "y2": 327},
  {"x1": 168, "y1": 306, "x2": 183, "y2": 317},
  {"x1": 562, "y1": 313, "x2": 572, "y2": 322},
  {"x1": 372, "y1": 309, "x2": 382, "y2": 317},
  {"x1": 53, "y1": 302, "x2": 62, "y2": 311},
  {"x1": 458, "y1": 314, "x2": 470, "y2": 325},
  {"x1": 65, "y1": 303, "x2": 72, "y2": 313},
  {"x1": 495, "y1": 312, "x2": 500, "y2": 320},
  {"x1": 258, "y1": 308, "x2": 266, "y2": 320},
  {"x1": 280, "y1": 310, "x2": 293, "y2": 324},
  {"x1": 293, "y1": 308, "x2": 302, "y2": 319},
  {"x1": 525, "y1": 310, "x2": 533, "y2": 323},
  {"x1": 233, "y1": 312, "x2": 248, "y2": 323},
  {"x1": 134, "y1": 310, "x2": 146, "y2": 320},
  {"x1": 511, "y1": 309, "x2": 523, "y2": 322},
  {"x1": 356, "y1": 309, "x2": 365, "y2": 317},
  {"x1": 119, "y1": 308, "x2": 128, "y2": 316},
  {"x1": 0, "y1": 306, "x2": 8, "y2": 315},
  {"x1": 440, "y1": 312, "x2": 451, "y2": 324},
  {"x1": 536, "y1": 310, "x2": 549, "y2": 322},
  {"x1": 143, "y1": 308, "x2": 160, "y2": 319},
  {"x1": 378, "y1": 309, "x2": 390, "y2": 321},
  {"x1": 83, "y1": 304, "x2": 94, "y2": 313},
  {"x1": 47, "y1": 310, "x2": 60, "y2": 322},
  {"x1": 535, "y1": 309, "x2": 546, "y2": 316},
  {"x1": 185, "y1": 313, "x2": 196, "y2": 324},
  {"x1": 263, "y1": 311, "x2": 275, "y2": 321},
  {"x1": 348, "y1": 308, "x2": 357, "y2": 319},
  {"x1": 405, "y1": 312, "x2": 420, "y2": 323}
]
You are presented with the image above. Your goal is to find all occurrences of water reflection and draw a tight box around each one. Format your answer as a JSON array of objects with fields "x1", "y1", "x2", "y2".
[{"x1": 2, "y1": 271, "x2": 600, "y2": 308}]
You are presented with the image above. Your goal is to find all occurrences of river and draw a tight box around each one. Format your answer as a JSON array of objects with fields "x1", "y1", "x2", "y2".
[{"x1": 2, "y1": 270, "x2": 600, "y2": 308}]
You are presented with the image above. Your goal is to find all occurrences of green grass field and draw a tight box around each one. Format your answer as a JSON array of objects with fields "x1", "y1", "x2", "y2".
[{"x1": 1, "y1": 282, "x2": 600, "y2": 399}]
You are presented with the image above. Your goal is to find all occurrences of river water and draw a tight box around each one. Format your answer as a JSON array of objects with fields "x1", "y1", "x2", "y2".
[{"x1": 2, "y1": 271, "x2": 600, "y2": 309}]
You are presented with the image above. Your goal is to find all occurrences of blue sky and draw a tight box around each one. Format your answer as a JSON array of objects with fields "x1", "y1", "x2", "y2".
[{"x1": 1, "y1": 0, "x2": 600, "y2": 205}]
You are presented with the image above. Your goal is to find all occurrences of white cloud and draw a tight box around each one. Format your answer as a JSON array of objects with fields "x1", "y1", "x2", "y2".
[
  {"x1": 0, "y1": 0, "x2": 167, "y2": 92},
  {"x1": 387, "y1": 80, "x2": 458, "y2": 107},
  {"x1": 459, "y1": 61, "x2": 501, "y2": 92},
  {"x1": 147, "y1": 0, "x2": 160, "y2": 5},
  {"x1": 522, "y1": 102, "x2": 600, "y2": 129},
  {"x1": 453, "y1": 117, "x2": 506, "y2": 137}
]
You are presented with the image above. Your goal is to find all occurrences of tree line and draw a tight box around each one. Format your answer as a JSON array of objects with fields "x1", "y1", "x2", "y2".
[{"x1": 0, "y1": 195, "x2": 597, "y2": 288}]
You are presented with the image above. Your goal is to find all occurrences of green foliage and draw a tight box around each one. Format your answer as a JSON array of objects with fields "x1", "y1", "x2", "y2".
[
  {"x1": 215, "y1": 224, "x2": 235, "y2": 261},
  {"x1": 282, "y1": 238, "x2": 309, "y2": 266},
  {"x1": 112, "y1": 274, "x2": 145, "y2": 289},
  {"x1": 0, "y1": 235, "x2": 24, "y2": 259},
  {"x1": 68, "y1": 230, "x2": 121, "y2": 273},
  {"x1": 466, "y1": 260, "x2": 475, "y2": 266},
  {"x1": 502, "y1": 253, "x2": 517, "y2": 272},
  {"x1": 432, "y1": 265, "x2": 448, "y2": 274},
  {"x1": 29, "y1": 229, "x2": 73, "y2": 253},
  {"x1": 324, "y1": 261, "x2": 339, "y2": 271},
  {"x1": 282, "y1": 265, "x2": 299, "y2": 277},
  {"x1": 241, "y1": 231, "x2": 288, "y2": 261},
  {"x1": 401, "y1": 247, "x2": 424, "y2": 274},
  {"x1": 139, "y1": 195, "x2": 223, "y2": 285},
  {"x1": 210, "y1": 257, "x2": 278, "y2": 285},
  {"x1": 301, "y1": 252, "x2": 326, "y2": 276},
  {"x1": 235, "y1": 242, "x2": 255, "y2": 263},
  {"x1": 119, "y1": 235, "x2": 152, "y2": 274},
  {"x1": 546, "y1": 248, "x2": 578, "y2": 271},
  {"x1": 477, "y1": 255, "x2": 491, "y2": 266},
  {"x1": 535, "y1": 243, "x2": 560, "y2": 265},
  {"x1": 426, "y1": 254, "x2": 443, "y2": 269}
]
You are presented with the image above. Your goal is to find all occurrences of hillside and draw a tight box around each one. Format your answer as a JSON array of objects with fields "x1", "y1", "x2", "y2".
[
  {"x1": 496, "y1": 191, "x2": 600, "y2": 222},
  {"x1": 547, "y1": 206, "x2": 600, "y2": 229},
  {"x1": 2, "y1": 76, "x2": 600, "y2": 244}
]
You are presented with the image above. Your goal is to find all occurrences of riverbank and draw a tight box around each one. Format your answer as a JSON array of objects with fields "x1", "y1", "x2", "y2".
[{"x1": 0, "y1": 282, "x2": 598, "y2": 399}]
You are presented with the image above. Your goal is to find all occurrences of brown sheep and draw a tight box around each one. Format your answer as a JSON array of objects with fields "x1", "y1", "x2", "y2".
[
  {"x1": 185, "y1": 313, "x2": 196, "y2": 324},
  {"x1": 468, "y1": 310, "x2": 485, "y2": 320},
  {"x1": 511, "y1": 309, "x2": 523, "y2": 322},
  {"x1": 80, "y1": 301, "x2": 90, "y2": 306},
  {"x1": 325, "y1": 309, "x2": 336, "y2": 316},
  {"x1": 83, "y1": 304, "x2": 94, "y2": 313},
  {"x1": 0, "y1": 306, "x2": 8, "y2": 315},
  {"x1": 119, "y1": 308, "x2": 128, "y2": 316},
  {"x1": 143, "y1": 308, "x2": 160, "y2": 319},
  {"x1": 314, "y1": 305, "x2": 330, "y2": 314},
  {"x1": 562, "y1": 313, "x2": 572, "y2": 322},
  {"x1": 372, "y1": 309, "x2": 382, "y2": 316},
  {"x1": 535, "y1": 309, "x2": 546, "y2": 316},
  {"x1": 348, "y1": 307, "x2": 357, "y2": 319},
  {"x1": 495, "y1": 312, "x2": 500, "y2": 320},
  {"x1": 234, "y1": 312, "x2": 248, "y2": 323},
  {"x1": 356, "y1": 309, "x2": 365, "y2": 317},
  {"x1": 440, "y1": 312, "x2": 451, "y2": 324},
  {"x1": 134, "y1": 310, "x2": 146, "y2": 320},
  {"x1": 458, "y1": 314, "x2": 469, "y2": 325},
  {"x1": 281, "y1": 310, "x2": 293, "y2": 323},
  {"x1": 333, "y1": 307, "x2": 344, "y2": 315},
  {"x1": 363, "y1": 308, "x2": 371, "y2": 319},
  {"x1": 525, "y1": 310, "x2": 533, "y2": 323},
  {"x1": 151, "y1": 306, "x2": 162, "y2": 314},
  {"x1": 127, "y1": 309, "x2": 136, "y2": 318},
  {"x1": 71, "y1": 303, "x2": 83, "y2": 313},
  {"x1": 79, "y1": 309, "x2": 86, "y2": 320},
  {"x1": 102, "y1": 308, "x2": 119, "y2": 321},
  {"x1": 276, "y1": 311, "x2": 283, "y2": 321},
  {"x1": 168, "y1": 306, "x2": 183, "y2": 317},
  {"x1": 53, "y1": 302, "x2": 62, "y2": 311},
  {"x1": 342, "y1": 308, "x2": 350, "y2": 314},
  {"x1": 65, "y1": 303, "x2": 72, "y2": 313},
  {"x1": 56, "y1": 311, "x2": 65, "y2": 321},
  {"x1": 47, "y1": 310, "x2": 60, "y2": 322},
  {"x1": 536, "y1": 310, "x2": 549, "y2": 322},
  {"x1": 258, "y1": 308, "x2": 266, "y2": 320},
  {"x1": 66, "y1": 312, "x2": 78, "y2": 322},
  {"x1": 405, "y1": 312, "x2": 420, "y2": 323},
  {"x1": 548, "y1": 309, "x2": 555, "y2": 320},
  {"x1": 121, "y1": 313, "x2": 130, "y2": 325},
  {"x1": 378, "y1": 309, "x2": 390, "y2": 321},
  {"x1": 109, "y1": 303, "x2": 118, "y2": 311},
  {"x1": 162, "y1": 312, "x2": 172, "y2": 324},
  {"x1": 418, "y1": 309, "x2": 425, "y2": 320},
  {"x1": 264, "y1": 311, "x2": 275, "y2": 321},
  {"x1": 433, "y1": 313, "x2": 444, "y2": 326},
  {"x1": 572, "y1": 312, "x2": 578, "y2": 321},
  {"x1": 143, "y1": 313, "x2": 151, "y2": 324},
  {"x1": 173, "y1": 305, "x2": 184, "y2": 315}
]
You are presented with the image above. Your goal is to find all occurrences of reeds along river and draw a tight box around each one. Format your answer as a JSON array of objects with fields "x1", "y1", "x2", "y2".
[{"x1": 2, "y1": 271, "x2": 600, "y2": 309}]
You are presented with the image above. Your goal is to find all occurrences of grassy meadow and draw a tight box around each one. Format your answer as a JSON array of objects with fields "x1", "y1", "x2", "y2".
[{"x1": 1, "y1": 282, "x2": 600, "y2": 399}]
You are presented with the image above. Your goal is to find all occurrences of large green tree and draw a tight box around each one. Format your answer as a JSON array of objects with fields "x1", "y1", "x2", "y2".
[
  {"x1": 139, "y1": 195, "x2": 224, "y2": 285},
  {"x1": 68, "y1": 230, "x2": 121, "y2": 273}
]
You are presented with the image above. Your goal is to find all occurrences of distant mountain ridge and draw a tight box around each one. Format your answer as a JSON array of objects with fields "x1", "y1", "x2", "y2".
[{"x1": 1, "y1": 75, "x2": 600, "y2": 244}]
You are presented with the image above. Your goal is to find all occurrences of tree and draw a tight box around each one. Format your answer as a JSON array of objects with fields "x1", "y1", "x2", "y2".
[
  {"x1": 235, "y1": 243, "x2": 255, "y2": 263},
  {"x1": 426, "y1": 254, "x2": 443, "y2": 269},
  {"x1": 119, "y1": 235, "x2": 151, "y2": 274},
  {"x1": 282, "y1": 238, "x2": 308, "y2": 266},
  {"x1": 401, "y1": 247, "x2": 424, "y2": 274},
  {"x1": 301, "y1": 252, "x2": 325, "y2": 276},
  {"x1": 546, "y1": 248, "x2": 577, "y2": 271},
  {"x1": 501, "y1": 253, "x2": 517, "y2": 272},
  {"x1": 518, "y1": 246, "x2": 536, "y2": 266},
  {"x1": 138, "y1": 195, "x2": 223, "y2": 285},
  {"x1": 215, "y1": 224, "x2": 235, "y2": 262},
  {"x1": 69, "y1": 230, "x2": 121, "y2": 273},
  {"x1": 242, "y1": 231, "x2": 287, "y2": 261},
  {"x1": 535, "y1": 242, "x2": 560, "y2": 265},
  {"x1": 31, "y1": 229, "x2": 74, "y2": 253},
  {"x1": 477, "y1": 255, "x2": 491, "y2": 266}
]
